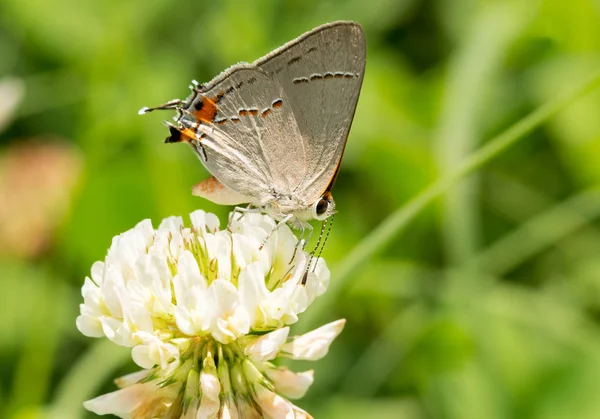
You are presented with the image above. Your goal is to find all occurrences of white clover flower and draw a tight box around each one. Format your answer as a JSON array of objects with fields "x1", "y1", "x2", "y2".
[{"x1": 77, "y1": 210, "x2": 344, "y2": 418}]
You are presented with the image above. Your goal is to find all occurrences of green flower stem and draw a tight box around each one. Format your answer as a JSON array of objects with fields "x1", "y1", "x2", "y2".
[{"x1": 299, "y1": 69, "x2": 600, "y2": 331}]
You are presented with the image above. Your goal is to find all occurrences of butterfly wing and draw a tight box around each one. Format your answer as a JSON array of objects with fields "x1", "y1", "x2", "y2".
[
  {"x1": 175, "y1": 21, "x2": 365, "y2": 210},
  {"x1": 184, "y1": 64, "x2": 307, "y2": 206},
  {"x1": 254, "y1": 21, "x2": 366, "y2": 206}
]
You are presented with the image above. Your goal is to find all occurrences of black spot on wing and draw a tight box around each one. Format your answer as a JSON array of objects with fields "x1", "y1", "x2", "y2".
[
  {"x1": 292, "y1": 77, "x2": 309, "y2": 84},
  {"x1": 287, "y1": 56, "x2": 301, "y2": 66},
  {"x1": 165, "y1": 125, "x2": 182, "y2": 143}
]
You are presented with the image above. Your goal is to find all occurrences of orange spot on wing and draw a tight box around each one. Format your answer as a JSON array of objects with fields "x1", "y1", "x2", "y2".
[
  {"x1": 194, "y1": 96, "x2": 218, "y2": 123},
  {"x1": 261, "y1": 109, "x2": 271, "y2": 117},
  {"x1": 197, "y1": 176, "x2": 223, "y2": 194},
  {"x1": 272, "y1": 99, "x2": 283, "y2": 108},
  {"x1": 181, "y1": 128, "x2": 197, "y2": 140}
]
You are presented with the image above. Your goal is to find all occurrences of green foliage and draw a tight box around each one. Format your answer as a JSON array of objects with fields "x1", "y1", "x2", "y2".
[{"x1": 1, "y1": 0, "x2": 600, "y2": 417}]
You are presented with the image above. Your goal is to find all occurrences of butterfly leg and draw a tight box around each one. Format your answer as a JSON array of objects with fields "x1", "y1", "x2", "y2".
[
  {"x1": 259, "y1": 214, "x2": 293, "y2": 251},
  {"x1": 303, "y1": 222, "x2": 314, "y2": 250},
  {"x1": 289, "y1": 221, "x2": 313, "y2": 265},
  {"x1": 228, "y1": 205, "x2": 260, "y2": 225}
]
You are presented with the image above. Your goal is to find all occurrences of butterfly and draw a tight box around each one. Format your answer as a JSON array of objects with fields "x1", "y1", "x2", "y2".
[{"x1": 140, "y1": 21, "x2": 365, "y2": 238}]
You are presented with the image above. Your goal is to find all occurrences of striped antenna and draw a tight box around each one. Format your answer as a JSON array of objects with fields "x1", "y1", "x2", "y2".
[
  {"x1": 301, "y1": 215, "x2": 335, "y2": 285},
  {"x1": 313, "y1": 214, "x2": 334, "y2": 267}
]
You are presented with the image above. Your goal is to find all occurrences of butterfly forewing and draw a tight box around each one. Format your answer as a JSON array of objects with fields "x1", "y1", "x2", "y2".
[{"x1": 255, "y1": 21, "x2": 366, "y2": 205}]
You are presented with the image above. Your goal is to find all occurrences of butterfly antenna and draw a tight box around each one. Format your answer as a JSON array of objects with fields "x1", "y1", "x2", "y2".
[
  {"x1": 301, "y1": 215, "x2": 334, "y2": 285},
  {"x1": 313, "y1": 214, "x2": 334, "y2": 271},
  {"x1": 138, "y1": 99, "x2": 183, "y2": 115},
  {"x1": 310, "y1": 218, "x2": 328, "y2": 255},
  {"x1": 301, "y1": 221, "x2": 325, "y2": 285}
]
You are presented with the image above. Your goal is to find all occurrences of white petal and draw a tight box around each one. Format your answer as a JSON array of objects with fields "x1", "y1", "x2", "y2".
[
  {"x1": 207, "y1": 232, "x2": 233, "y2": 280},
  {"x1": 229, "y1": 213, "x2": 271, "y2": 239},
  {"x1": 173, "y1": 251, "x2": 207, "y2": 307},
  {"x1": 209, "y1": 279, "x2": 249, "y2": 343},
  {"x1": 211, "y1": 309, "x2": 250, "y2": 344},
  {"x1": 232, "y1": 232, "x2": 260, "y2": 269},
  {"x1": 211, "y1": 278, "x2": 240, "y2": 311},
  {"x1": 81, "y1": 277, "x2": 105, "y2": 315},
  {"x1": 134, "y1": 254, "x2": 172, "y2": 316},
  {"x1": 277, "y1": 283, "x2": 308, "y2": 323},
  {"x1": 120, "y1": 295, "x2": 153, "y2": 333},
  {"x1": 173, "y1": 252, "x2": 212, "y2": 336},
  {"x1": 280, "y1": 319, "x2": 345, "y2": 361},
  {"x1": 264, "y1": 366, "x2": 314, "y2": 399},
  {"x1": 199, "y1": 355, "x2": 221, "y2": 418},
  {"x1": 158, "y1": 215, "x2": 183, "y2": 232},
  {"x1": 107, "y1": 226, "x2": 149, "y2": 270},
  {"x1": 230, "y1": 306, "x2": 251, "y2": 336},
  {"x1": 100, "y1": 264, "x2": 125, "y2": 318},
  {"x1": 245, "y1": 328, "x2": 290, "y2": 362},
  {"x1": 306, "y1": 258, "x2": 330, "y2": 301},
  {"x1": 90, "y1": 261, "x2": 105, "y2": 285},
  {"x1": 84, "y1": 387, "x2": 139, "y2": 418},
  {"x1": 174, "y1": 303, "x2": 210, "y2": 336},
  {"x1": 83, "y1": 379, "x2": 180, "y2": 418},
  {"x1": 131, "y1": 345, "x2": 157, "y2": 369},
  {"x1": 264, "y1": 227, "x2": 298, "y2": 290},
  {"x1": 212, "y1": 319, "x2": 236, "y2": 344},
  {"x1": 238, "y1": 262, "x2": 269, "y2": 327},
  {"x1": 190, "y1": 209, "x2": 221, "y2": 234},
  {"x1": 180, "y1": 251, "x2": 206, "y2": 282},
  {"x1": 147, "y1": 229, "x2": 170, "y2": 257},
  {"x1": 189, "y1": 209, "x2": 208, "y2": 232},
  {"x1": 235, "y1": 399, "x2": 262, "y2": 419},
  {"x1": 291, "y1": 403, "x2": 313, "y2": 419},
  {"x1": 134, "y1": 332, "x2": 180, "y2": 368},
  {"x1": 253, "y1": 385, "x2": 295, "y2": 419},
  {"x1": 99, "y1": 317, "x2": 136, "y2": 347},
  {"x1": 75, "y1": 313, "x2": 104, "y2": 337},
  {"x1": 133, "y1": 219, "x2": 155, "y2": 244},
  {"x1": 115, "y1": 370, "x2": 151, "y2": 388},
  {"x1": 218, "y1": 400, "x2": 239, "y2": 419}
]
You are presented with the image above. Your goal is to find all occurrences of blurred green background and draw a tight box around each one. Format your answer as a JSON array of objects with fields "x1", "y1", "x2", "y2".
[{"x1": 1, "y1": 0, "x2": 600, "y2": 418}]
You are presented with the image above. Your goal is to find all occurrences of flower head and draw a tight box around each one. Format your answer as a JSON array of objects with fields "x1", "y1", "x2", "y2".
[{"x1": 77, "y1": 210, "x2": 344, "y2": 418}]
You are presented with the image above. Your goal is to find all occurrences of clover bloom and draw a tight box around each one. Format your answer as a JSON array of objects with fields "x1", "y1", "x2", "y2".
[{"x1": 77, "y1": 210, "x2": 344, "y2": 418}]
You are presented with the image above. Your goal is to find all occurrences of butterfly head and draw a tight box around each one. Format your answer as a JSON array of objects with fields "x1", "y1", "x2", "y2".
[{"x1": 312, "y1": 191, "x2": 336, "y2": 221}]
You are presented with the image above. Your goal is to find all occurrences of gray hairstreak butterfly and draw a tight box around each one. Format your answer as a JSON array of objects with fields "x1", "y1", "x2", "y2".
[{"x1": 140, "y1": 21, "x2": 365, "y2": 272}]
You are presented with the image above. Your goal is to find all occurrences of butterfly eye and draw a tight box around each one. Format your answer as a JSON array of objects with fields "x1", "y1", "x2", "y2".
[
  {"x1": 316, "y1": 198, "x2": 329, "y2": 216},
  {"x1": 313, "y1": 194, "x2": 335, "y2": 221}
]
